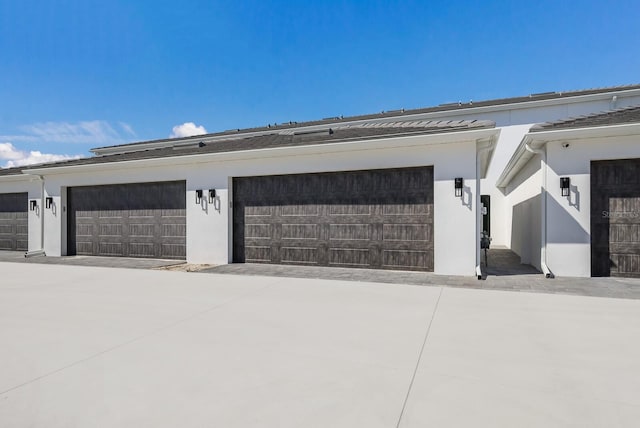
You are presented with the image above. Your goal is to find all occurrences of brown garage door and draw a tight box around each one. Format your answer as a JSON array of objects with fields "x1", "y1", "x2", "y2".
[
  {"x1": 0, "y1": 192, "x2": 28, "y2": 251},
  {"x1": 233, "y1": 167, "x2": 434, "y2": 271},
  {"x1": 591, "y1": 159, "x2": 640, "y2": 277},
  {"x1": 68, "y1": 181, "x2": 186, "y2": 259}
]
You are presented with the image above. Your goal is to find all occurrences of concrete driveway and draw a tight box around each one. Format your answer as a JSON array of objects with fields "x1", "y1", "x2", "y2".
[{"x1": 1, "y1": 263, "x2": 639, "y2": 427}]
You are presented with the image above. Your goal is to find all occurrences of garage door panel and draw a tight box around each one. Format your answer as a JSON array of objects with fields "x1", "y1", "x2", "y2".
[
  {"x1": 0, "y1": 239, "x2": 14, "y2": 250},
  {"x1": 280, "y1": 204, "x2": 320, "y2": 217},
  {"x1": 281, "y1": 247, "x2": 319, "y2": 265},
  {"x1": 591, "y1": 159, "x2": 640, "y2": 277},
  {"x1": 99, "y1": 242, "x2": 124, "y2": 256},
  {"x1": 383, "y1": 201, "x2": 431, "y2": 216},
  {"x1": 328, "y1": 203, "x2": 372, "y2": 216},
  {"x1": 130, "y1": 223, "x2": 154, "y2": 237},
  {"x1": 609, "y1": 242, "x2": 640, "y2": 254},
  {"x1": 128, "y1": 243, "x2": 153, "y2": 257},
  {"x1": 162, "y1": 223, "x2": 186, "y2": 238},
  {"x1": 245, "y1": 205, "x2": 273, "y2": 217},
  {"x1": 233, "y1": 167, "x2": 434, "y2": 271},
  {"x1": 328, "y1": 247, "x2": 371, "y2": 267},
  {"x1": 610, "y1": 224, "x2": 640, "y2": 242},
  {"x1": 245, "y1": 224, "x2": 272, "y2": 239},
  {"x1": 329, "y1": 223, "x2": 372, "y2": 241},
  {"x1": 245, "y1": 245, "x2": 271, "y2": 263},
  {"x1": 383, "y1": 249, "x2": 432, "y2": 270},
  {"x1": 382, "y1": 223, "x2": 431, "y2": 242},
  {"x1": 610, "y1": 254, "x2": 640, "y2": 278},
  {"x1": 68, "y1": 181, "x2": 186, "y2": 259},
  {"x1": 281, "y1": 224, "x2": 319, "y2": 240},
  {"x1": 160, "y1": 243, "x2": 186, "y2": 259},
  {"x1": 99, "y1": 223, "x2": 123, "y2": 237},
  {"x1": 0, "y1": 193, "x2": 28, "y2": 251}
]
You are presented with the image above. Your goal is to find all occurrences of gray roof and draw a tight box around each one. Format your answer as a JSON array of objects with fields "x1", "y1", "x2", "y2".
[
  {"x1": 531, "y1": 105, "x2": 640, "y2": 132},
  {"x1": 0, "y1": 166, "x2": 25, "y2": 177},
  {"x1": 91, "y1": 84, "x2": 640, "y2": 151},
  {"x1": 7, "y1": 119, "x2": 494, "y2": 173}
]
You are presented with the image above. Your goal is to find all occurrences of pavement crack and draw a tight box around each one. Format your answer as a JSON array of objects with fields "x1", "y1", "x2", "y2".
[
  {"x1": 0, "y1": 280, "x2": 279, "y2": 396},
  {"x1": 395, "y1": 286, "x2": 443, "y2": 428}
]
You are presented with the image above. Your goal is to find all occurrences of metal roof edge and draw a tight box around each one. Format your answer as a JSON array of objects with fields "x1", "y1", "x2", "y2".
[
  {"x1": 25, "y1": 128, "x2": 500, "y2": 176},
  {"x1": 496, "y1": 122, "x2": 640, "y2": 189}
]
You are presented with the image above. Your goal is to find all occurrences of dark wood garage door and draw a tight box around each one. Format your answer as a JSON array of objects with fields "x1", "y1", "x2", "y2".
[
  {"x1": 0, "y1": 192, "x2": 28, "y2": 251},
  {"x1": 591, "y1": 159, "x2": 640, "y2": 277},
  {"x1": 68, "y1": 181, "x2": 186, "y2": 259},
  {"x1": 233, "y1": 167, "x2": 434, "y2": 271}
]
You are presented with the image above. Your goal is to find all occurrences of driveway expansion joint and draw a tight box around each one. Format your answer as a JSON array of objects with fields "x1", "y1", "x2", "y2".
[{"x1": 395, "y1": 286, "x2": 443, "y2": 428}]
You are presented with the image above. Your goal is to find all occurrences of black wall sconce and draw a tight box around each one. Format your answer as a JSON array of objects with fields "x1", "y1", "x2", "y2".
[
  {"x1": 195, "y1": 189, "x2": 203, "y2": 204},
  {"x1": 29, "y1": 200, "x2": 37, "y2": 211},
  {"x1": 45, "y1": 197, "x2": 53, "y2": 209},
  {"x1": 454, "y1": 177, "x2": 463, "y2": 197},
  {"x1": 208, "y1": 189, "x2": 216, "y2": 203},
  {"x1": 560, "y1": 177, "x2": 570, "y2": 197}
]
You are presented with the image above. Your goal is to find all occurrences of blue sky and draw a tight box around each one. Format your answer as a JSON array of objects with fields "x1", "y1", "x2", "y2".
[{"x1": 1, "y1": 0, "x2": 639, "y2": 167}]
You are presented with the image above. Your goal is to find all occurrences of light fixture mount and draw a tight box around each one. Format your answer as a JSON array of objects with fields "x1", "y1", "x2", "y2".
[
  {"x1": 560, "y1": 177, "x2": 570, "y2": 197},
  {"x1": 454, "y1": 177, "x2": 463, "y2": 197}
]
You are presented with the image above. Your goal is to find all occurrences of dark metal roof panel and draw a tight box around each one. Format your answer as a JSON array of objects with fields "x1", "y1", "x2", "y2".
[
  {"x1": 20, "y1": 119, "x2": 495, "y2": 172},
  {"x1": 530, "y1": 105, "x2": 640, "y2": 132},
  {"x1": 0, "y1": 166, "x2": 25, "y2": 177}
]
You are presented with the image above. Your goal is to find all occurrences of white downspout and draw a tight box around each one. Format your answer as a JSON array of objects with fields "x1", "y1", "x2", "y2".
[
  {"x1": 475, "y1": 140, "x2": 494, "y2": 280},
  {"x1": 524, "y1": 143, "x2": 554, "y2": 278},
  {"x1": 25, "y1": 174, "x2": 46, "y2": 258}
]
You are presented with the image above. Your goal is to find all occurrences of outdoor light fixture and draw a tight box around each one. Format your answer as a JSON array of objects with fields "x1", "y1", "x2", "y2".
[
  {"x1": 195, "y1": 189, "x2": 203, "y2": 204},
  {"x1": 454, "y1": 177, "x2": 463, "y2": 197},
  {"x1": 45, "y1": 197, "x2": 53, "y2": 209},
  {"x1": 29, "y1": 200, "x2": 37, "y2": 211},
  {"x1": 208, "y1": 189, "x2": 216, "y2": 203},
  {"x1": 560, "y1": 177, "x2": 570, "y2": 197}
]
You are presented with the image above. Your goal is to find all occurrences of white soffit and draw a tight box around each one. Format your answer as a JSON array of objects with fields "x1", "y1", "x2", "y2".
[{"x1": 496, "y1": 122, "x2": 640, "y2": 189}]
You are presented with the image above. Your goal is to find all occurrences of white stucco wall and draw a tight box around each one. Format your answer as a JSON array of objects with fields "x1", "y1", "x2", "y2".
[
  {"x1": 481, "y1": 124, "x2": 532, "y2": 246},
  {"x1": 32, "y1": 134, "x2": 482, "y2": 275},
  {"x1": 474, "y1": 92, "x2": 640, "y2": 247},
  {"x1": 504, "y1": 156, "x2": 542, "y2": 270},
  {"x1": 545, "y1": 134, "x2": 640, "y2": 277}
]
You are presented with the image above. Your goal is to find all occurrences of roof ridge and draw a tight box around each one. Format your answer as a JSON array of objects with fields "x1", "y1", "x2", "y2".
[{"x1": 91, "y1": 84, "x2": 640, "y2": 152}]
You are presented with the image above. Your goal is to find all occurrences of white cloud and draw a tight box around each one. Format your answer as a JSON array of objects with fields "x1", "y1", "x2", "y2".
[
  {"x1": 119, "y1": 122, "x2": 137, "y2": 137},
  {"x1": 0, "y1": 142, "x2": 83, "y2": 168},
  {"x1": 0, "y1": 120, "x2": 134, "y2": 146},
  {"x1": 170, "y1": 122, "x2": 208, "y2": 138}
]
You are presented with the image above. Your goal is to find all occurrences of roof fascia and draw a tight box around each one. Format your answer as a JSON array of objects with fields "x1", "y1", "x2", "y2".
[
  {"x1": 477, "y1": 132, "x2": 500, "y2": 179},
  {"x1": 25, "y1": 128, "x2": 499, "y2": 176},
  {"x1": 0, "y1": 173, "x2": 34, "y2": 183},
  {"x1": 496, "y1": 122, "x2": 640, "y2": 189}
]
